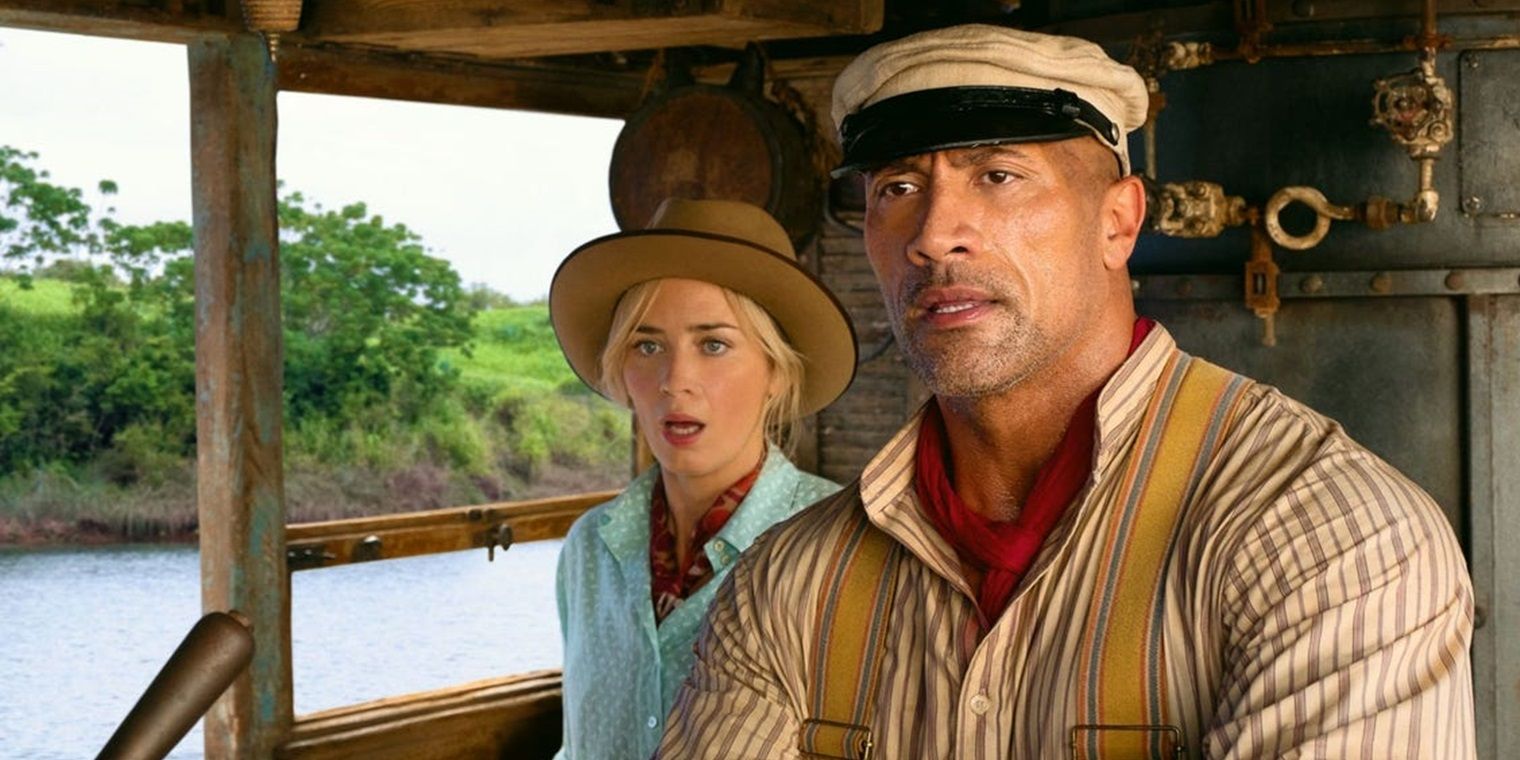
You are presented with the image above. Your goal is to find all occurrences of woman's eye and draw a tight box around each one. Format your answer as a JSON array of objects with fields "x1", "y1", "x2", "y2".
[
  {"x1": 633, "y1": 340, "x2": 661, "y2": 356},
  {"x1": 701, "y1": 339, "x2": 730, "y2": 355}
]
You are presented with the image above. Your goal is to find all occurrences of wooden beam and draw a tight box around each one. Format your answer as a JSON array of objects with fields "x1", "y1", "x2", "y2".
[
  {"x1": 0, "y1": 0, "x2": 238, "y2": 42},
  {"x1": 284, "y1": 490, "x2": 618, "y2": 570},
  {"x1": 190, "y1": 34, "x2": 292, "y2": 758},
  {"x1": 298, "y1": 0, "x2": 882, "y2": 58},
  {"x1": 278, "y1": 671, "x2": 563, "y2": 759},
  {"x1": 277, "y1": 44, "x2": 644, "y2": 118}
]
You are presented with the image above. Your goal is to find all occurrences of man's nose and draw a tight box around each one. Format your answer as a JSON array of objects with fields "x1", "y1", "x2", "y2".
[{"x1": 907, "y1": 184, "x2": 977, "y2": 266}]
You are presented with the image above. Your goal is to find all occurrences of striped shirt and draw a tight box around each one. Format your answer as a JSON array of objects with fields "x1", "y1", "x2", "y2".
[{"x1": 657, "y1": 327, "x2": 1475, "y2": 759}]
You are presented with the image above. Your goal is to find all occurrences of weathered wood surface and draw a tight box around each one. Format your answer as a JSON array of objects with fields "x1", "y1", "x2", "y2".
[
  {"x1": 190, "y1": 34, "x2": 293, "y2": 758},
  {"x1": 285, "y1": 490, "x2": 619, "y2": 570},
  {"x1": 276, "y1": 45, "x2": 645, "y2": 118},
  {"x1": 0, "y1": 0, "x2": 238, "y2": 42},
  {"x1": 277, "y1": 671, "x2": 563, "y2": 759},
  {"x1": 299, "y1": 0, "x2": 882, "y2": 57}
]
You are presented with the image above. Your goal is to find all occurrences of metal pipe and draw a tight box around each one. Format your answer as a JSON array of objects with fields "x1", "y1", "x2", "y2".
[
  {"x1": 96, "y1": 612, "x2": 255, "y2": 760},
  {"x1": 1421, "y1": 0, "x2": 1439, "y2": 50}
]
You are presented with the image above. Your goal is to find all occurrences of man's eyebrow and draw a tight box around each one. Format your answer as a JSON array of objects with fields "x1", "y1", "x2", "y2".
[
  {"x1": 868, "y1": 145, "x2": 1034, "y2": 176},
  {"x1": 867, "y1": 156, "x2": 926, "y2": 177},
  {"x1": 947, "y1": 144, "x2": 1034, "y2": 168}
]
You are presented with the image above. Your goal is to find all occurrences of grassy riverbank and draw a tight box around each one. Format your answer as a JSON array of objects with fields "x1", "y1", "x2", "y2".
[{"x1": 0, "y1": 278, "x2": 630, "y2": 545}]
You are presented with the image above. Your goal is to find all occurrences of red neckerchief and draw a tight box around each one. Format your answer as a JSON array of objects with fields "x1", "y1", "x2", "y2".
[
  {"x1": 914, "y1": 319, "x2": 1156, "y2": 625},
  {"x1": 649, "y1": 457, "x2": 765, "y2": 623}
]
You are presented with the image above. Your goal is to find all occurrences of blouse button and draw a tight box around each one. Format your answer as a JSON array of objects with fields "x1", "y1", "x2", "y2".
[
  {"x1": 647, "y1": 715, "x2": 659, "y2": 729},
  {"x1": 968, "y1": 694, "x2": 991, "y2": 715}
]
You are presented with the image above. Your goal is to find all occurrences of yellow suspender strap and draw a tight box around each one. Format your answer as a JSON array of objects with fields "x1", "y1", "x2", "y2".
[
  {"x1": 1072, "y1": 354, "x2": 1247, "y2": 760},
  {"x1": 799, "y1": 513, "x2": 901, "y2": 760},
  {"x1": 800, "y1": 354, "x2": 1246, "y2": 760}
]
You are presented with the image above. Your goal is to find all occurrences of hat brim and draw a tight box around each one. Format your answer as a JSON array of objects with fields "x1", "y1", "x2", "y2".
[{"x1": 549, "y1": 229, "x2": 858, "y2": 417}]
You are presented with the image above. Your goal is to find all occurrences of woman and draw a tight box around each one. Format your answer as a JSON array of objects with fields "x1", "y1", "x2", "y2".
[{"x1": 548, "y1": 198, "x2": 856, "y2": 759}]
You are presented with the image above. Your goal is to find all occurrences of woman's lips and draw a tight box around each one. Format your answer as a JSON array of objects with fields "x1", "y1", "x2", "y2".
[{"x1": 661, "y1": 416, "x2": 705, "y2": 446}]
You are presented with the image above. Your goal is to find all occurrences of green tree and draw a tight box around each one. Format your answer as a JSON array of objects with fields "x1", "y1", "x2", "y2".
[
  {"x1": 0, "y1": 147, "x2": 476, "y2": 472},
  {"x1": 279, "y1": 192, "x2": 475, "y2": 421},
  {"x1": 0, "y1": 145, "x2": 112, "y2": 279}
]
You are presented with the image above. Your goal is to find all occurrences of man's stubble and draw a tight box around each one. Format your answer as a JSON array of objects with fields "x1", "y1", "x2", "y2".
[{"x1": 883, "y1": 263, "x2": 1054, "y2": 400}]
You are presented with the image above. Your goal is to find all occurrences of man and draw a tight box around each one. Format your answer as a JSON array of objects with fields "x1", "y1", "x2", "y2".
[{"x1": 658, "y1": 24, "x2": 1474, "y2": 759}]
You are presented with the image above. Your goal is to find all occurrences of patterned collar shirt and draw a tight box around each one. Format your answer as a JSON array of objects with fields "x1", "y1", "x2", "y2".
[
  {"x1": 555, "y1": 446, "x2": 840, "y2": 760},
  {"x1": 658, "y1": 325, "x2": 1475, "y2": 759}
]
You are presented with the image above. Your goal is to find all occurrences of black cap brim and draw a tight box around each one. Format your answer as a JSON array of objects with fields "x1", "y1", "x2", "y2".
[{"x1": 834, "y1": 86, "x2": 1119, "y2": 177}]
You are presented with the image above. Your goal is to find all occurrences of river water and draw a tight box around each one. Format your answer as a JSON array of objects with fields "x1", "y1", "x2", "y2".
[{"x1": 0, "y1": 541, "x2": 564, "y2": 759}]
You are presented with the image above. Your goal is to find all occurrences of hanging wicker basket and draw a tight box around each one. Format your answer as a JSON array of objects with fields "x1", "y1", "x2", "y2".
[{"x1": 241, "y1": 0, "x2": 302, "y2": 34}]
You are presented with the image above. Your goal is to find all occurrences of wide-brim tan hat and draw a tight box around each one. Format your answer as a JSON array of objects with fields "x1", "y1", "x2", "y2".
[{"x1": 549, "y1": 198, "x2": 857, "y2": 416}]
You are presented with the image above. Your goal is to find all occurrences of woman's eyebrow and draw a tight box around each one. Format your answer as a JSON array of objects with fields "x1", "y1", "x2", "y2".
[{"x1": 633, "y1": 323, "x2": 739, "y2": 335}]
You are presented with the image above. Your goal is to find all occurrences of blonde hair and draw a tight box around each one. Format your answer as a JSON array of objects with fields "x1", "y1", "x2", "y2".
[{"x1": 598, "y1": 279, "x2": 807, "y2": 454}]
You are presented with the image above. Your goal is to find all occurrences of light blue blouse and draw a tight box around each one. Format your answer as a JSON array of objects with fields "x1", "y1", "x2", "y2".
[{"x1": 554, "y1": 447, "x2": 839, "y2": 760}]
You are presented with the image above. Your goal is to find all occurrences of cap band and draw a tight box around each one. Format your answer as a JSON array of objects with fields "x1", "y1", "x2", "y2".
[{"x1": 834, "y1": 86, "x2": 1120, "y2": 177}]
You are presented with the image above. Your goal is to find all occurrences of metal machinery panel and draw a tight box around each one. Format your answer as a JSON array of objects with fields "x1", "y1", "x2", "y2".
[
  {"x1": 1459, "y1": 49, "x2": 1520, "y2": 222},
  {"x1": 1131, "y1": 39, "x2": 1520, "y2": 273},
  {"x1": 1466, "y1": 295, "x2": 1520, "y2": 759},
  {"x1": 1142, "y1": 296, "x2": 1464, "y2": 531}
]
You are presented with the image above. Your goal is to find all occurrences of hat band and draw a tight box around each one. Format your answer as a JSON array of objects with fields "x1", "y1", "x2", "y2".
[{"x1": 834, "y1": 86, "x2": 1119, "y2": 176}]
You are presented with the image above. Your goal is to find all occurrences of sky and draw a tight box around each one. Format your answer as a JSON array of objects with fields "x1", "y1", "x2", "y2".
[{"x1": 0, "y1": 28, "x2": 624, "y2": 302}]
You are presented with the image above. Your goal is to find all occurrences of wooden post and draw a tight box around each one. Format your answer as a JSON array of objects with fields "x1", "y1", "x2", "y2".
[{"x1": 189, "y1": 36, "x2": 291, "y2": 758}]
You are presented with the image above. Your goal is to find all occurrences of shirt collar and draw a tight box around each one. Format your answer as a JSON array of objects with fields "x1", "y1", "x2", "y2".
[
  {"x1": 596, "y1": 445, "x2": 801, "y2": 569},
  {"x1": 857, "y1": 323, "x2": 1181, "y2": 560},
  {"x1": 597, "y1": 466, "x2": 659, "y2": 569},
  {"x1": 705, "y1": 446, "x2": 800, "y2": 566}
]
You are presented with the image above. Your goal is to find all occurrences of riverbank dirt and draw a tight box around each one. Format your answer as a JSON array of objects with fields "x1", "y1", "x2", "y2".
[{"x1": 0, "y1": 461, "x2": 625, "y2": 546}]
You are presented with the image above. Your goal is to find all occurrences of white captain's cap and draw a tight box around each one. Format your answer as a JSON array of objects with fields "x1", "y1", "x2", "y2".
[{"x1": 830, "y1": 24, "x2": 1149, "y2": 175}]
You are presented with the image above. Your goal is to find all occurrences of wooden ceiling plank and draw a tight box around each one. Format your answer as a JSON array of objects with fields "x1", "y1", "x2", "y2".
[
  {"x1": 300, "y1": 0, "x2": 883, "y2": 56},
  {"x1": 306, "y1": 16, "x2": 851, "y2": 57},
  {"x1": 277, "y1": 45, "x2": 645, "y2": 118},
  {"x1": 0, "y1": 0, "x2": 239, "y2": 42},
  {"x1": 303, "y1": 0, "x2": 669, "y2": 38}
]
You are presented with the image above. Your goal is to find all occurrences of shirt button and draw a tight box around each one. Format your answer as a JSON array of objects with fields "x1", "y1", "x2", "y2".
[
  {"x1": 647, "y1": 715, "x2": 659, "y2": 729},
  {"x1": 968, "y1": 694, "x2": 991, "y2": 715}
]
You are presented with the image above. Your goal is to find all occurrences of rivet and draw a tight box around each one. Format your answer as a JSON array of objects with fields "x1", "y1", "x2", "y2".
[
  {"x1": 1444, "y1": 271, "x2": 1466, "y2": 291},
  {"x1": 1463, "y1": 196, "x2": 1484, "y2": 214},
  {"x1": 1299, "y1": 275, "x2": 1325, "y2": 294},
  {"x1": 1369, "y1": 273, "x2": 1393, "y2": 294},
  {"x1": 1131, "y1": 278, "x2": 1141, "y2": 294},
  {"x1": 1465, "y1": 54, "x2": 1481, "y2": 70}
]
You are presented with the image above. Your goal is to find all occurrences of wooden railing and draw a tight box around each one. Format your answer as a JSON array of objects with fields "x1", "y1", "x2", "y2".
[
  {"x1": 284, "y1": 490, "x2": 619, "y2": 571},
  {"x1": 277, "y1": 671, "x2": 563, "y2": 759}
]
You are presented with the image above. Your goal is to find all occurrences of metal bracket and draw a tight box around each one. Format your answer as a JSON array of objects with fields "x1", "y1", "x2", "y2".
[
  {"x1": 487, "y1": 523, "x2": 515, "y2": 562},
  {"x1": 286, "y1": 545, "x2": 335, "y2": 571}
]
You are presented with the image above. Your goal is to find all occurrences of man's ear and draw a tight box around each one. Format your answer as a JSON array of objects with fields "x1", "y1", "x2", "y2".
[{"x1": 1101, "y1": 175, "x2": 1146, "y2": 271}]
